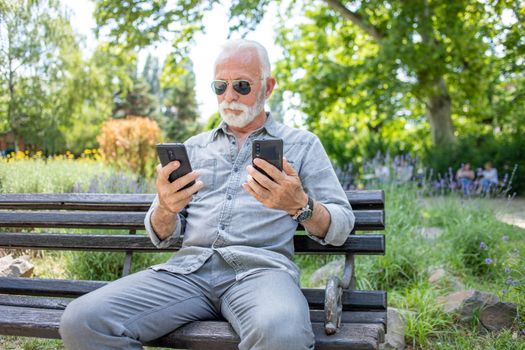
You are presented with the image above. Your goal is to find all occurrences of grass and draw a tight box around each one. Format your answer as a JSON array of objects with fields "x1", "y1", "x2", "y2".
[{"x1": 0, "y1": 158, "x2": 524, "y2": 349}]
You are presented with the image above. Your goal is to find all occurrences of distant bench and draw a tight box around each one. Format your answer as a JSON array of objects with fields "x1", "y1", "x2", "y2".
[{"x1": 0, "y1": 191, "x2": 386, "y2": 349}]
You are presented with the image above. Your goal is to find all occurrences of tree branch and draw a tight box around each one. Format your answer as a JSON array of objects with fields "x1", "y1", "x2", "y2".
[{"x1": 323, "y1": 0, "x2": 384, "y2": 41}]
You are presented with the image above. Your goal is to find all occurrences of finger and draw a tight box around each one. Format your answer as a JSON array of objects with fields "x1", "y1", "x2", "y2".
[
  {"x1": 170, "y1": 170, "x2": 201, "y2": 193},
  {"x1": 282, "y1": 158, "x2": 297, "y2": 176},
  {"x1": 247, "y1": 165, "x2": 276, "y2": 191},
  {"x1": 253, "y1": 158, "x2": 284, "y2": 183},
  {"x1": 242, "y1": 182, "x2": 261, "y2": 201},
  {"x1": 246, "y1": 174, "x2": 270, "y2": 198},
  {"x1": 177, "y1": 180, "x2": 204, "y2": 199},
  {"x1": 158, "y1": 161, "x2": 180, "y2": 183}
]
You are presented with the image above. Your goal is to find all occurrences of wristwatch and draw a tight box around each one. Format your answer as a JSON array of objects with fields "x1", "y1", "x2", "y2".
[{"x1": 292, "y1": 196, "x2": 314, "y2": 223}]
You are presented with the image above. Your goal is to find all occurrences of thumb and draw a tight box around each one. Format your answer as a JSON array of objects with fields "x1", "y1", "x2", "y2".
[{"x1": 283, "y1": 158, "x2": 297, "y2": 176}]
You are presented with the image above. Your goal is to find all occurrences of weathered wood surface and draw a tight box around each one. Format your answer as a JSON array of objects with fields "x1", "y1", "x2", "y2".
[
  {"x1": 0, "y1": 278, "x2": 387, "y2": 311},
  {"x1": 0, "y1": 304, "x2": 384, "y2": 350},
  {"x1": 0, "y1": 190, "x2": 384, "y2": 211},
  {"x1": 0, "y1": 232, "x2": 385, "y2": 254},
  {"x1": 0, "y1": 210, "x2": 384, "y2": 230},
  {"x1": 0, "y1": 294, "x2": 387, "y2": 326}
]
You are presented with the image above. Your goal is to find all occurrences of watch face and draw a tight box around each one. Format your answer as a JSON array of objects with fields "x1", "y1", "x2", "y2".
[{"x1": 297, "y1": 208, "x2": 313, "y2": 222}]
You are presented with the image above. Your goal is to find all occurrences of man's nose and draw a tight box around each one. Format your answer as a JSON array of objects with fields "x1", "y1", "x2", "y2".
[{"x1": 223, "y1": 83, "x2": 239, "y2": 102}]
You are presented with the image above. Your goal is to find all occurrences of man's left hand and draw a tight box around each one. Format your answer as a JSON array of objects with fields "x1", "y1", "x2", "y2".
[{"x1": 242, "y1": 158, "x2": 307, "y2": 215}]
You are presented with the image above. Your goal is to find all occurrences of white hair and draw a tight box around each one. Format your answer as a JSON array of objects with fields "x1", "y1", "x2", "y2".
[{"x1": 214, "y1": 39, "x2": 271, "y2": 79}]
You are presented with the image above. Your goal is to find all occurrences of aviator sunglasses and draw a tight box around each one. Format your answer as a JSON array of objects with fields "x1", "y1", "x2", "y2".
[{"x1": 211, "y1": 78, "x2": 264, "y2": 96}]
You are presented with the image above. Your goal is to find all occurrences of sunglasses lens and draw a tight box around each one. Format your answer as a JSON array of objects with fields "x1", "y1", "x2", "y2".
[
  {"x1": 233, "y1": 80, "x2": 251, "y2": 95},
  {"x1": 212, "y1": 81, "x2": 227, "y2": 95}
]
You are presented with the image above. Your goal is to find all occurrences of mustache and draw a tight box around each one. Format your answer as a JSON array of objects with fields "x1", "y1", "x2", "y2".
[{"x1": 219, "y1": 101, "x2": 250, "y2": 113}]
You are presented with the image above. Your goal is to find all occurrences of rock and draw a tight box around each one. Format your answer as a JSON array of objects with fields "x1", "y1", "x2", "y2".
[
  {"x1": 380, "y1": 307, "x2": 414, "y2": 350},
  {"x1": 309, "y1": 258, "x2": 344, "y2": 287},
  {"x1": 428, "y1": 267, "x2": 464, "y2": 291},
  {"x1": 480, "y1": 302, "x2": 518, "y2": 332},
  {"x1": 418, "y1": 227, "x2": 443, "y2": 240},
  {"x1": 428, "y1": 268, "x2": 446, "y2": 284},
  {"x1": 0, "y1": 254, "x2": 34, "y2": 277},
  {"x1": 437, "y1": 290, "x2": 499, "y2": 325}
]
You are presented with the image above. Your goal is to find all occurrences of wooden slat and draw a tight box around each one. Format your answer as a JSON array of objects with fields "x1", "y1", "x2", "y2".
[
  {"x1": 0, "y1": 209, "x2": 384, "y2": 230},
  {"x1": 0, "y1": 278, "x2": 387, "y2": 311},
  {"x1": 0, "y1": 305, "x2": 384, "y2": 350},
  {"x1": 0, "y1": 232, "x2": 385, "y2": 254},
  {"x1": 345, "y1": 190, "x2": 384, "y2": 210},
  {"x1": 0, "y1": 295, "x2": 387, "y2": 327},
  {"x1": 0, "y1": 191, "x2": 384, "y2": 211}
]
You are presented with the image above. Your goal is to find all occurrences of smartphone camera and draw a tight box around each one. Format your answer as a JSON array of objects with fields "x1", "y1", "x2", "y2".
[
  {"x1": 255, "y1": 144, "x2": 261, "y2": 156},
  {"x1": 168, "y1": 150, "x2": 175, "y2": 161}
]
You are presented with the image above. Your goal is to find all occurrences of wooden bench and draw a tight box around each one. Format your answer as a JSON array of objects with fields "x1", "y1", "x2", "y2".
[{"x1": 0, "y1": 191, "x2": 386, "y2": 349}]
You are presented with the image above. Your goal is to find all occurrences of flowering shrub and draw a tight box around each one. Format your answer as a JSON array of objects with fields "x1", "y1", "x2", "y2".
[{"x1": 97, "y1": 116, "x2": 161, "y2": 178}]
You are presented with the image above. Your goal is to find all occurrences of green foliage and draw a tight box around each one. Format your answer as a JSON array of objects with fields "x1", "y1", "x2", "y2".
[
  {"x1": 0, "y1": 156, "x2": 154, "y2": 194},
  {"x1": 65, "y1": 250, "x2": 172, "y2": 281},
  {"x1": 0, "y1": 1, "x2": 139, "y2": 154},
  {"x1": 205, "y1": 112, "x2": 222, "y2": 131},
  {"x1": 159, "y1": 59, "x2": 202, "y2": 142}
]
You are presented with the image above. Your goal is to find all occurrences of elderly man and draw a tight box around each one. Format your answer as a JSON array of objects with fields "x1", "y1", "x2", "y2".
[{"x1": 60, "y1": 39, "x2": 354, "y2": 350}]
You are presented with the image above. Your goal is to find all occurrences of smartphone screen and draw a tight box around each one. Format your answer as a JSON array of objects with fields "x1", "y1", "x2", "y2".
[
  {"x1": 252, "y1": 139, "x2": 283, "y2": 180},
  {"x1": 156, "y1": 143, "x2": 195, "y2": 190}
]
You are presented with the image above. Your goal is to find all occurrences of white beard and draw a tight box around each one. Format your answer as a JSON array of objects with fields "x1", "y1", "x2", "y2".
[{"x1": 219, "y1": 86, "x2": 266, "y2": 128}]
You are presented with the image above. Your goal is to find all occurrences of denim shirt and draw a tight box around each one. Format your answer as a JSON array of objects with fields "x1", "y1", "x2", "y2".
[{"x1": 144, "y1": 113, "x2": 355, "y2": 283}]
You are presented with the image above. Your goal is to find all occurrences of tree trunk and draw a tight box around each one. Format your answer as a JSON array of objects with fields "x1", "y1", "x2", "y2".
[{"x1": 426, "y1": 77, "x2": 456, "y2": 146}]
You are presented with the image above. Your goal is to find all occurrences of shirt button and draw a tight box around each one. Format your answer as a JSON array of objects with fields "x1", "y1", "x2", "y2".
[
  {"x1": 231, "y1": 140, "x2": 236, "y2": 144},
  {"x1": 227, "y1": 194, "x2": 232, "y2": 200},
  {"x1": 233, "y1": 167, "x2": 239, "y2": 172},
  {"x1": 220, "y1": 224, "x2": 226, "y2": 230}
]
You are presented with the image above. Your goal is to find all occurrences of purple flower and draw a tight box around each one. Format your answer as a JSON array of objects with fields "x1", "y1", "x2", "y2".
[
  {"x1": 485, "y1": 258, "x2": 493, "y2": 265},
  {"x1": 480, "y1": 242, "x2": 488, "y2": 250},
  {"x1": 505, "y1": 277, "x2": 514, "y2": 285},
  {"x1": 504, "y1": 267, "x2": 511, "y2": 274},
  {"x1": 521, "y1": 329, "x2": 525, "y2": 336},
  {"x1": 502, "y1": 236, "x2": 509, "y2": 242}
]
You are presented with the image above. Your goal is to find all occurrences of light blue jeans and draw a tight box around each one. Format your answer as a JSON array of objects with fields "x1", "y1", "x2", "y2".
[{"x1": 59, "y1": 253, "x2": 315, "y2": 350}]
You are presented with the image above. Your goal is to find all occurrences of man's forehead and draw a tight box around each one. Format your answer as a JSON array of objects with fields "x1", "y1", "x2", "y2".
[{"x1": 214, "y1": 49, "x2": 260, "y2": 77}]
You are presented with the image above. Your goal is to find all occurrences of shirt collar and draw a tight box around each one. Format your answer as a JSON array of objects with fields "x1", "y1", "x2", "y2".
[{"x1": 209, "y1": 112, "x2": 279, "y2": 141}]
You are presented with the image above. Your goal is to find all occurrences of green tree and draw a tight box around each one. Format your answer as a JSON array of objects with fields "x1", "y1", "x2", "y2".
[
  {"x1": 159, "y1": 58, "x2": 201, "y2": 142},
  {"x1": 0, "y1": 0, "x2": 80, "y2": 152},
  {"x1": 92, "y1": 0, "x2": 523, "y2": 152}
]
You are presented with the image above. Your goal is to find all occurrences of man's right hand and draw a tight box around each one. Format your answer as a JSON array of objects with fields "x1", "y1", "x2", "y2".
[{"x1": 156, "y1": 161, "x2": 203, "y2": 214}]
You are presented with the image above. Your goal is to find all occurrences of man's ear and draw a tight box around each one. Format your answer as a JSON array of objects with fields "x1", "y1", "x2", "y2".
[{"x1": 265, "y1": 77, "x2": 276, "y2": 98}]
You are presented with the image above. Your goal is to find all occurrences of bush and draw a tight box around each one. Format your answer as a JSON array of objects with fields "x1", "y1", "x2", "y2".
[{"x1": 97, "y1": 116, "x2": 162, "y2": 178}]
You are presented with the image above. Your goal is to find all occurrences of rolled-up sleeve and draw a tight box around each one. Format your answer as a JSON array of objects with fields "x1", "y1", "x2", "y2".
[
  {"x1": 144, "y1": 195, "x2": 185, "y2": 248},
  {"x1": 298, "y1": 135, "x2": 355, "y2": 246}
]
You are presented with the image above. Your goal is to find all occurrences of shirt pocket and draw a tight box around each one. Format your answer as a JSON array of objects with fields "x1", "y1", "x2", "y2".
[{"x1": 192, "y1": 159, "x2": 217, "y2": 199}]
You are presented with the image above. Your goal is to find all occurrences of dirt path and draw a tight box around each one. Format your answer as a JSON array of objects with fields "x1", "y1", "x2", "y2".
[{"x1": 491, "y1": 198, "x2": 525, "y2": 229}]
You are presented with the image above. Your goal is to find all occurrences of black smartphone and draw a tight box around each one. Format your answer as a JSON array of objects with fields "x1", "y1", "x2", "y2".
[
  {"x1": 156, "y1": 143, "x2": 195, "y2": 190},
  {"x1": 252, "y1": 139, "x2": 283, "y2": 180}
]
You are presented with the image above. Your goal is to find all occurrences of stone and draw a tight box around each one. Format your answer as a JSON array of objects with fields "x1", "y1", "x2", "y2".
[
  {"x1": 309, "y1": 258, "x2": 344, "y2": 287},
  {"x1": 0, "y1": 254, "x2": 34, "y2": 277},
  {"x1": 428, "y1": 268, "x2": 446, "y2": 284},
  {"x1": 480, "y1": 302, "x2": 518, "y2": 332},
  {"x1": 379, "y1": 307, "x2": 414, "y2": 350},
  {"x1": 418, "y1": 227, "x2": 443, "y2": 240},
  {"x1": 437, "y1": 290, "x2": 499, "y2": 325},
  {"x1": 428, "y1": 267, "x2": 464, "y2": 291}
]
